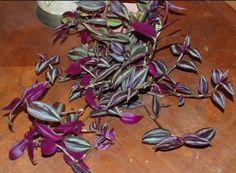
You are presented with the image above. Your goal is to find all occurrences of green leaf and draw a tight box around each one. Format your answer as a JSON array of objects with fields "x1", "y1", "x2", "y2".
[
  {"x1": 137, "y1": 1, "x2": 150, "y2": 12},
  {"x1": 112, "y1": 66, "x2": 135, "y2": 89},
  {"x1": 87, "y1": 18, "x2": 107, "y2": 26},
  {"x1": 83, "y1": 23, "x2": 103, "y2": 36},
  {"x1": 69, "y1": 88, "x2": 82, "y2": 102},
  {"x1": 27, "y1": 101, "x2": 61, "y2": 122},
  {"x1": 130, "y1": 43, "x2": 147, "y2": 57},
  {"x1": 67, "y1": 47, "x2": 88, "y2": 61},
  {"x1": 107, "y1": 18, "x2": 122, "y2": 27},
  {"x1": 77, "y1": 1, "x2": 106, "y2": 12},
  {"x1": 64, "y1": 136, "x2": 91, "y2": 152}
]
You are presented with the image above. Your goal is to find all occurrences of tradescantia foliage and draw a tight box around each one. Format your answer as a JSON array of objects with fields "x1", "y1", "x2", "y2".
[{"x1": 2, "y1": 1, "x2": 234, "y2": 173}]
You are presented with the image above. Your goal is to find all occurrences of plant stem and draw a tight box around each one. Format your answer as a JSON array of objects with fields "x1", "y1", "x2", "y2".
[
  {"x1": 82, "y1": 147, "x2": 96, "y2": 160},
  {"x1": 167, "y1": 53, "x2": 184, "y2": 75},
  {"x1": 81, "y1": 65, "x2": 96, "y2": 78},
  {"x1": 56, "y1": 144, "x2": 77, "y2": 163},
  {"x1": 173, "y1": 93, "x2": 211, "y2": 99},
  {"x1": 143, "y1": 104, "x2": 163, "y2": 128}
]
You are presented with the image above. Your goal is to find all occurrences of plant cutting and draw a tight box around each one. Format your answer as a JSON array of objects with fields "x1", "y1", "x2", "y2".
[{"x1": 2, "y1": 1, "x2": 234, "y2": 173}]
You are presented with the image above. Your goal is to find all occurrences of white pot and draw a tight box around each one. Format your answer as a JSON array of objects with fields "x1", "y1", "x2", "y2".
[{"x1": 36, "y1": 1, "x2": 137, "y2": 28}]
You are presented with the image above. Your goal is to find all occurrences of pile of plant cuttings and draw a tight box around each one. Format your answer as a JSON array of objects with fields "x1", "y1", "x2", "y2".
[{"x1": 3, "y1": 1, "x2": 234, "y2": 173}]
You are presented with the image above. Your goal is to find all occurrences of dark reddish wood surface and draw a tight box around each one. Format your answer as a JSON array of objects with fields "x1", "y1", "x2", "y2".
[{"x1": 0, "y1": 1, "x2": 236, "y2": 173}]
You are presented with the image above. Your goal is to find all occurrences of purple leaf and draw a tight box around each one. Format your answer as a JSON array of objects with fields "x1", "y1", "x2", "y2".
[
  {"x1": 27, "y1": 101, "x2": 61, "y2": 122},
  {"x1": 65, "y1": 62, "x2": 82, "y2": 76},
  {"x1": 188, "y1": 48, "x2": 201, "y2": 61},
  {"x1": 182, "y1": 35, "x2": 190, "y2": 50},
  {"x1": 183, "y1": 134, "x2": 210, "y2": 147},
  {"x1": 212, "y1": 68, "x2": 223, "y2": 85},
  {"x1": 80, "y1": 74, "x2": 92, "y2": 86},
  {"x1": 178, "y1": 95, "x2": 185, "y2": 107},
  {"x1": 81, "y1": 30, "x2": 88, "y2": 44},
  {"x1": 63, "y1": 11, "x2": 78, "y2": 18},
  {"x1": 23, "y1": 81, "x2": 49, "y2": 102},
  {"x1": 2, "y1": 97, "x2": 22, "y2": 110},
  {"x1": 111, "y1": 42, "x2": 124, "y2": 55},
  {"x1": 152, "y1": 83, "x2": 170, "y2": 95},
  {"x1": 96, "y1": 64, "x2": 120, "y2": 82},
  {"x1": 128, "y1": 68, "x2": 148, "y2": 89},
  {"x1": 120, "y1": 112, "x2": 143, "y2": 124},
  {"x1": 147, "y1": 62, "x2": 157, "y2": 76},
  {"x1": 152, "y1": 96, "x2": 161, "y2": 118},
  {"x1": 27, "y1": 141, "x2": 36, "y2": 164},
  {"x1": 79, "y1": 56, "x2": 92, "y2": 65},
  {"x1": 85, "y1": 88, "x2": 98, "y2": 110},
  {"x1": 153, "y1": 60, "x2": 168, "y2": 76},
  {"x1": 176, "y1": 83, "x2": 194, "y2": 95},
  {"x1": 220, "y1": 81, "x2": 234, "y2": 96},
  {"x1": 48, "y1": 55, "x2": 60, "y2": 65},
  {"x1": 211, "y1": 91, "x2": 225, "y2": 110},
  {"x1": 131, "y1": 22, "x2": 157, "y2": 38},
  {"x1": 176, "y1": 60, "x2": 198, "y2": 73},
  {"x1": 127, "y1": 88, "x2": 139, "y2": 102},
  {"x1": 107, "y1": 90, "x2": 127, "y2": 109},
  {"x1": 46, "y1": 68, "x2": 58, "y2": 84},
  {"x1": 34, "y1": 122, "x2": 63, "y2": 142},
  {"x1": 41, "y1": 139, "x2": 57, "y2": 156},
  {"x1": 154, "y1": 136, "x2": 184, "y2": 151},
  {"x1": 170, "y1": 44, "x2": 183, "y2": 56},
  {"x1": 54, "y1": 121, "x2": 84, "y2": 135},
  {"x1": 199, "y1": 75, "x2": 208, "y2": 95},
  {"x1": 9, "y1": 138, "x2": 28, "y2": 160},
  {"x1": 96, "y1": 128, "x2": 115, "y2": 150},
  {"x1": 167, "y1": 1, "x2": 186, "y2": 11},
  {"x1": 195, "y1": 127, "x2": 216, "y2": 141},
  {"x1": 110, "y1": 1, "x2": 129, "y2": 20}
]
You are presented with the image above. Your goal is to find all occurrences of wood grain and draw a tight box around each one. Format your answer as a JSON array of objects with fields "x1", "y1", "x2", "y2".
[{"x1": 0, "y1": 1, "x2": 236, "y2": 173}]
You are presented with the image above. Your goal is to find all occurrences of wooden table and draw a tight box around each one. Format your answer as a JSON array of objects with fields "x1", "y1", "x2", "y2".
[{"x1": 0, "y1": 1, "x2": 236, "y2": 173}]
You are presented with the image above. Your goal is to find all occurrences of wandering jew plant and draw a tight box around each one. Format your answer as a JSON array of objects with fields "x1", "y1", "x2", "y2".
[{"x1": 3, "y1": 1, "x2": 234, "y2": 173}]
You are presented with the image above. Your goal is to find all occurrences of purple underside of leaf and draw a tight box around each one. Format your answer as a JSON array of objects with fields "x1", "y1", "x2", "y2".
[
  {"x1": 23, "y1": 81, "x2": 49, "y2": 102},
  {"x1": 85, "y1": 88, "x2": 98, "y2": 110},
  {"x1": 80, "y1": 56, "x2": 92, "y2": 65},
  {"x1": 147, "y1": 62, "x2": 157, "y2": 76},
  {"x1": 27, "y1": 141, "x2": 35, "y2": 163},
  {"x1": 9, "y1": 138, "x2": 28, "y2": 160},
  {"x1": 81, "y1": 30, "x2": 89, "y2": 44},
  {"x1": 54, "y1": 121, "x2": 84, "y2": 135},
  {"x1": 2, "y1": 97, "x2": 22, "y2": 110},
  {"x1": 154, "y1": 136, "x2": 183, "y2": 151},
  {"x1": 120, "y1": 112, "x2": 143, "y2": 124},
  {"x1": 41, "y1": 139, "x2": 57, "y2": 156},
  {"x1": 65, "y1": 62, "x2": 82, "y2": 75},
  {"x1": 131, "y1": 22, "x2": 156, "y2": 38},
  {"x1": 63, "y1": 11, "x2": 78, "y2": 18},
  {"x1": 34, "y1": 122, "x2": 63, "y2": 142},
  {"x1": 81, "y1": 74, "x2": 92, "y2": 86}
]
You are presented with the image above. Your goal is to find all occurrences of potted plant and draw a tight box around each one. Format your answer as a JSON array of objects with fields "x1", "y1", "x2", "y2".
[{"x1": 3, "y1": 1, "x2": 234, "y2": 173}]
